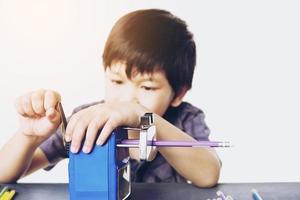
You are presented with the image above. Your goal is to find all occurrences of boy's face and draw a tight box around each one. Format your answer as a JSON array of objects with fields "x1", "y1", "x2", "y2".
[{"x1": 104, "y1": 62, "x2": 175, "y2": 116}]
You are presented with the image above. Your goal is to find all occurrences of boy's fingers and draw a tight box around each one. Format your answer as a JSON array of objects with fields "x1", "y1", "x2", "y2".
[
  {"x1": 65, "y1": 112, "x2": 82, "y2": 142},
  {"x1": 70, "y1": 118, "x2": 89, "y2": 153},
  {"x1": 22, "y1": 94, "x2": 36, "y2": 117},
  {"x1": 46, "y1": 108, "x2": 61, "y2": 124},
  {"x1": 14, "y1": 96, "x2": 26, "y2": 116},
  {"x1": 44, "y1": 90, "x2": 61, "y2": 111},
  {"x1": 83, "y1": 117, "x2": 107, "y2": 153},
  {"x1": 31, "y1": 90, "x2": 46, "y2": 116},
  {"x1": 96, "y1": 117, "x2": 118, "y2": 145}
]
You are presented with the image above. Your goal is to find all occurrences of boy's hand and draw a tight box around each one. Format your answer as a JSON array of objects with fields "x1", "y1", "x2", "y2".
[
  {"x1": 65, "y1": 101, "x2": 148, "y2": 154},
  {"x1": 15, "y1": 89, "x2": 62, "y2": 143}
]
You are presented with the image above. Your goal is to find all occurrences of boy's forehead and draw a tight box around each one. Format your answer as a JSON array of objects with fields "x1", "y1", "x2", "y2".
[
  {"x1": 108, "y1": 62, "x2": 125, "y2": 74},
  {"x1": 107, "y1": 62, "x2": 166, "y2": 81}
]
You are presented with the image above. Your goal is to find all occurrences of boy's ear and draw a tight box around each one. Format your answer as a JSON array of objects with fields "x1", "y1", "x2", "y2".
[{"x1": 171, "y1": 87, "x2": 189, "y2": 107}]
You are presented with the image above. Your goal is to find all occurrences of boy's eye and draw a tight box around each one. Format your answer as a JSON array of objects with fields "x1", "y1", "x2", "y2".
[
  {"x1": 141, "y1": 86, "x2": 156, "y2": 91},
  {"x1": 111, "y1": 79, "x2": 123, "y2": 85}
]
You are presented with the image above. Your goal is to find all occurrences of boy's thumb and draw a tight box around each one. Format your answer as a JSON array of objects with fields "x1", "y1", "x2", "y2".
[{"x1": 46, "y1": 107, "x2": 61, "y2": 124}]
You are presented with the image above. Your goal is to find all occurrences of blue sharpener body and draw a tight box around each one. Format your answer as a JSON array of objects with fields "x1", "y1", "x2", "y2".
[{"x1": 68, "y1": 129, "x2": 130, "y2": 200}]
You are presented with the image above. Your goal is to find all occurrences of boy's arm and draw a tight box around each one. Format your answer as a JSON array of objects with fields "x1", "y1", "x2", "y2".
[
  {"x1": 64, "y1": 101, "x2": 220, "y2": 187},
  {"x1": 21, "y1": 148, "x2": 54, "y2": 177},
  {"x1": 0, "y1": 89, "x2": 62, "y2": 183},
  {"x1": 154, "y1": 113, "x2": 221, "y2": 188},
  {"x1": 0, "y1": 131, "x2": 50, "y2": 183}
]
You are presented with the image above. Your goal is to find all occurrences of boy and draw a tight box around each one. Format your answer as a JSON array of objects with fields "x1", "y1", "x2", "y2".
[{"x1": 0, "y1": 9, "x2": 220, "y2": 187}]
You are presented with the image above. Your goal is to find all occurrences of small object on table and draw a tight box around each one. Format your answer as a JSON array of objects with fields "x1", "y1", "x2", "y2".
[
  {"x1": 216, "y1": 190, "x2": 227, "y2": 200},
  {"x1": 252, "y1": 189, "x2": 264, "y2": 200},
  {"x1": 0, "y1": 186, "x2": 9, "y2": 198},
  {"x1": 0, "y1": 188, "x2": 16, "y2": 200}
]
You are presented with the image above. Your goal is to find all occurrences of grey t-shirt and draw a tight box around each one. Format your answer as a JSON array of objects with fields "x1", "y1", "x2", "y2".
[{"x1": 39, "y1": 101, "x2": 211, "y2": 183}]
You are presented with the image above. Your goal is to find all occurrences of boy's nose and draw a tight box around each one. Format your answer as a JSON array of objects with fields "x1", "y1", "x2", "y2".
[{"x1": 120, "y1": 87, "x2": 139, "y2": 103}]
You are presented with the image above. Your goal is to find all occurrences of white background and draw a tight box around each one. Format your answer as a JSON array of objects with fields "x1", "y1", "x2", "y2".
[{"x1": 0, "y1": 0, "x2": 299, "y2": 183}]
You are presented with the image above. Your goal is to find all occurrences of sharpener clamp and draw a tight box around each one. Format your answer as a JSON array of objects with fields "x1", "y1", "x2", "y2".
[
  {"x1": 115, "y1": 113, "x2": 157, "y2": 161},
  {"x1": 139, "y1": 113, "x2": 156, "y2": 161}
]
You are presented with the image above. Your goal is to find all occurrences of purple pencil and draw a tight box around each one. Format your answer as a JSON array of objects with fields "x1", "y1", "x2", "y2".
[{"x1": 117, "y1": 139, "x2": 231, "y2": 148}]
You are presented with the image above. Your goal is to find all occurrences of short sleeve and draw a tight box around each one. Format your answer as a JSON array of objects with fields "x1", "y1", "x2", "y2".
[
  {"x1": 182, "y1": 111, "x2": 210, "y2": 141},
  {"x1": 39, "y1": 127, "x2": 68, "y2": 171},
  {"x1": 163, "y1": 102, "x2": 211, "y2": 142}
]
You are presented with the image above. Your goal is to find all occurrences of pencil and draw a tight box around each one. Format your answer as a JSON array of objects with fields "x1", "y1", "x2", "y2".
[
  {"x1": 252, "y1": 189, "x2": 264, "y2": 200},
  {"x1": 0, "y1": 187, "x2": 9, "y2": 198},
  {"x1": 118, "y1": 139, "x2": 231, "y2": 148},
  {"x1": 4, "y1": 190, "x2": 16, "y2": 200},
  {"x1": 0, "y1": 191, "x2": 9, "y2": 200}
]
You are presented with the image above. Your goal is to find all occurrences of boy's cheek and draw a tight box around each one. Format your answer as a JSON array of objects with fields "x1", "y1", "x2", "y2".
[
  {"x1": 104, "y1": 86, "x2": 128, "y2": 102},
  {"x1": 103, "y1": 90, "x2": 119, "y2": 102},
  {"x1": 139, "y1": 94, "x2": 171, "y2": 115},
  {"x1": 138, "y1": 100, "x2": 166, "y2": 116},
  {"x1": 104, "y1": 83, "x2": 118, "y2": 100}
]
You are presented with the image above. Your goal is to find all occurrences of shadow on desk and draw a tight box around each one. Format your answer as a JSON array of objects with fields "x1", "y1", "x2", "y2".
[{"x1": 1, "y1": 182, "x2": 300, "y2": 200}]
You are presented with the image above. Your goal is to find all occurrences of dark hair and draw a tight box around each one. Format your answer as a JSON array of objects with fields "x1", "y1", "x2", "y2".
[{"x1": 102, "y1": 9, "x2": 196, "y2": 97}]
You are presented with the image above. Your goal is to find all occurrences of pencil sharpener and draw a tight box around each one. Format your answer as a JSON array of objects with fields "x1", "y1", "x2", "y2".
[{"x1": 68, "y1": 128, "x2": 131, "y2": 200}]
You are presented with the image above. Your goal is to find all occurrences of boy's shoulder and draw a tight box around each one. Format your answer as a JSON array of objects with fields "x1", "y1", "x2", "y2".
[
  {"x1": 164, "y1": 101, "x2": 210, "y2": 140},
  {"x1": 164, "y1": 101, "x2": 204, "y2": 120},
  {"x1": 177, "y1": 101, "x2": 203, "y2": 114}
]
